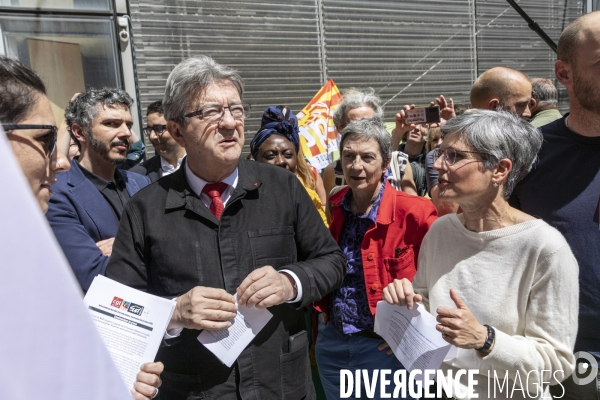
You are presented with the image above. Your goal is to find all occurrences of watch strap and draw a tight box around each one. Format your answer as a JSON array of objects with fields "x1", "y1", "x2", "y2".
[{"x1": 477, "y1": 324, "x2": 495, "y2": 353}]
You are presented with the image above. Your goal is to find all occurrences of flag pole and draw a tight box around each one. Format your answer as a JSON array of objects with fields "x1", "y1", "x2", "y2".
[{"x1": 505, "y1": 0, "x2": 558, "y2": 54}]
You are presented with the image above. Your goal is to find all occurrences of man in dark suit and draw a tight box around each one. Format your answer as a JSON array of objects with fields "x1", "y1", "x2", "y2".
[
  {"x1": 131, "y1": 100, "x2": 186, "y2": 182},
  {"x1": 106, "y1": 55, "x2": 345, "y2": 399},
  {"x1": 46, "y1": 88, "x2": 150, "y2": 292}
]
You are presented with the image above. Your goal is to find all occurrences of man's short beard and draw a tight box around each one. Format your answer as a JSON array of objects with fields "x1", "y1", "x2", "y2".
[
  {"x1": 573, "y1": 69, "x2": 600, "y2": 115},
  {"x1": 86, "y1": 129, "x2": 129, "y2": 165}
]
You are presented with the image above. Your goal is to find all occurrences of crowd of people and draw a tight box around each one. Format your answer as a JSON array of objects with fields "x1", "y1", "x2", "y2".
[{"x1": 1, "y1": 9, "x2": 599, "y2": 400}]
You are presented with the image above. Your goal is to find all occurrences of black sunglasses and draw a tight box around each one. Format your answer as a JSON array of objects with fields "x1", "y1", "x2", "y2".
[
  {"x1": 143, "y1": 125, "x2": 168, "y2": 136},
  {"x1": 2, "y1": 124, "x2": 57, "y2": 156}
]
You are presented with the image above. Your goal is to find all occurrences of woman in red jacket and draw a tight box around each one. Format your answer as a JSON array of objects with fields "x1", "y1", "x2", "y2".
[{"x1": 315, "y1": 117, "x2": 437, "y2": 400}]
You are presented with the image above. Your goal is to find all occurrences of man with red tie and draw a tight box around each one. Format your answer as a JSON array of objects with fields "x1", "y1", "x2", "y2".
[{"x1": 106, "y1": 55, "x2": 345, "y2": 399}]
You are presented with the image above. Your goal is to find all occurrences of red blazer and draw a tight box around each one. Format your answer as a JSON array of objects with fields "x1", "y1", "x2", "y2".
[{"x1": 315, "y1": 184, "x2": 437, "y2": 316}]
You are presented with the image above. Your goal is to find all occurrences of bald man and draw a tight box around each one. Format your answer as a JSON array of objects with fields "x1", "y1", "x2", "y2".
[
  {"x1": 470, "y1": 66, "x2": 532, "y2": 118},
  {"x1": 511, "y1": 11, "x2": 600, "y2": 399}
]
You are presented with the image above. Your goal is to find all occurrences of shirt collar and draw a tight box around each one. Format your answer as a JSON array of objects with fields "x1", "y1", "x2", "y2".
[
  {"x1": 185, "y1": 161, "x2": 238, "y2": 196},
  {"x1": 160, "y1": 154, "x2": 185, "y2": 174},
  {"x1": 78, "y1": 161, "x2": 123, "y2": 190},
  {"x1": 340, "y1": 180, "x2": 386, "y2": 224}
]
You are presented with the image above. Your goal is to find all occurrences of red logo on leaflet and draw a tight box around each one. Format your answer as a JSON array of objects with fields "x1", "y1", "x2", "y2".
[
  {"x1": 111, "y1": 296, "x2": 124, "y2": 308},
  {"x1": 110, "y1": 296, "x2": 145, "y2": 316}
]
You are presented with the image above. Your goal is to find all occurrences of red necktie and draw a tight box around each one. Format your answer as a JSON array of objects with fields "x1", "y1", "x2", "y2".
[{"x1": 202, "y1": 182, "x2": 229, "y2": 220}]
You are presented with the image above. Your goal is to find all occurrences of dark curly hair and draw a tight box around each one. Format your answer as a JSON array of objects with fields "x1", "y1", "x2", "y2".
[
  {"x1": 65, "y1": 87, "x2": 133, "y2": 135},
  {"x1": 0, "y1": 56, "x2": 46, "y2": 124}
]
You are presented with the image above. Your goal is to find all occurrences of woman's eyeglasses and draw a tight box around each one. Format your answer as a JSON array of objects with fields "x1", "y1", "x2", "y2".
[
  {"x1": 433, "y1": 147, "x2": 495, "y2": 166},
  {"x1": 2, "y1": 124, "x2": 57, "y2": 157}
]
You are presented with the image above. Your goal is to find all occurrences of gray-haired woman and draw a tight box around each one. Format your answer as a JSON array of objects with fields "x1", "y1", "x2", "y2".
[
  {"x1": 383, "y1": 110, "x2": 578, "y2": 399},
  {"x1": 315, "y1": 117, "x2": 437, "y2": 400},
  {"x1": 323, "y1": 88, "x2": 418, "y2": 200}
]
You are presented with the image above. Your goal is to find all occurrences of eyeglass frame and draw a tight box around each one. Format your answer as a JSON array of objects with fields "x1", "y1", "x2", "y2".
[
  {"x1": 432, "y1": 146, "x2": 497, "y2": 166},
  {"x1": 143, "y1": 124, "x2": 168, "y2": 137},
  {"x1": 2, "y1": 124, "x2": 57, "y2": 157},
  {"x1": 179, "y1": 103, "x2": 251, "y2": 123}
]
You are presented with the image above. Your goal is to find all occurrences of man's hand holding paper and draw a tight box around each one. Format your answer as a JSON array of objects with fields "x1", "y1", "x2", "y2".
[
  {"x1": 236, "y1": 265, "x2": 297, "y2": 308},
  {"x1": 169, "y1": 287, "x2": 238, "y2": 331},
  {"x1": 197, "y1": 293, "x2": 273, "y2": 367}
]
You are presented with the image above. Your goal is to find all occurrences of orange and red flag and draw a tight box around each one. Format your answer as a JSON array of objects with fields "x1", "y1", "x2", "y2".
[{"x1": 297, "y1": 79, "x2": 343, "y2": 171}]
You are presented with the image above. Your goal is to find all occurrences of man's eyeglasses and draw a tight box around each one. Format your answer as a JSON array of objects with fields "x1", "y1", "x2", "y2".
[
  {"x1": 433, "y1": 147, "x2": 495, "y2": 166},
  {"x1": 143, "y1": 125, "x2": 168, "y2": 137},
  {"x1": 2, "y1": 124, "x2": 57, "y2": 157},
  {"x1": 182, "y1": 103, "x2": 251, "y2": 122}
]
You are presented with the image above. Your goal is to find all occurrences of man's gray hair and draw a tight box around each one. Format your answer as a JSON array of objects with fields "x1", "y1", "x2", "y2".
[
  {"x1": 440, "y1": 109, "x2": 542, "y2": 199},
  {"x1": 340, "y1": 117, "x2": 392, "y2": 168},
  {"x1": 531, "y1": 77, "x2": 558, "y2": 107},
  {"x1": 163, "y1": 55, "x2": 244, "y2": 122},
  {"x1": 333, "y1": 88, "x2": 383, "y2": 130},
  {"x1": 65, "y1": 87, "x2": 132, "y2": 134}
]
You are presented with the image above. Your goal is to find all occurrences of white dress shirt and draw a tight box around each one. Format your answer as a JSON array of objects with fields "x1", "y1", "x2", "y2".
[
  {"x1": 165, "y1": 163, "x2": 302, "y2": 339},
  {"x1": 159, "y1": 155, "x2": 185, "y2": 177},
  {"x1": 185, "y1": 162, "x2": 238, "y2": 207}
]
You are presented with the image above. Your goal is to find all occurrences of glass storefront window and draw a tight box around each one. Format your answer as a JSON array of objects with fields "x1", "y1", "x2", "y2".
[
  {"x1": 0, "y1": 0, "x2": 111, "y2": 12},
  {"x1": 0, "y1": 14, "x2": 119, "y2": 124}
]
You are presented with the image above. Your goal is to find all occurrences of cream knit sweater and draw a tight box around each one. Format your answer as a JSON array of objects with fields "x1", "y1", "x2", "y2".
[{"x1": 414, "y1": 214, "x2": 578, "y2": 400}]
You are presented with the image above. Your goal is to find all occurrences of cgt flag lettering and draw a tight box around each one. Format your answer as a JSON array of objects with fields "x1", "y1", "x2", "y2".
[{"x1": 297, "y1": 79, "x2": 343, "y2": 171}]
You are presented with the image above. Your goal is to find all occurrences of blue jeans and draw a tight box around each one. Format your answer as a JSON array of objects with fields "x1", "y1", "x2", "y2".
[{"x1": 315, "y1": 321, "x2": 417, "y2": 400}]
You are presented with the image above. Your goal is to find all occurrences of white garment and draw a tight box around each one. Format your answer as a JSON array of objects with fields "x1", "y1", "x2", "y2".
[
  {"x1": 160, "y1": 154, "x2": 185, "y2": 177},
  {"x1": 414, "y1": 214, "x2": 578, "y2": 400}
]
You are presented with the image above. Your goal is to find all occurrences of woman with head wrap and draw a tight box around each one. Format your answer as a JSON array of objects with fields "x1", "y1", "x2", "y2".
[{"x1": 250, "y1": 105, "x2": 328, "y2": 226}]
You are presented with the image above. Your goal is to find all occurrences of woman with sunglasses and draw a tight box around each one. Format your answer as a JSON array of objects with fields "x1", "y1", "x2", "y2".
[
  {"x1": 0, "y1": 56, "x2": 70, "y2": 213},
  {"x1": 0, "y1": 56, "x2": 163, "y2": 400},
  {"x1": 383, "y1": 110, "x2": 578, "y2": 399}
]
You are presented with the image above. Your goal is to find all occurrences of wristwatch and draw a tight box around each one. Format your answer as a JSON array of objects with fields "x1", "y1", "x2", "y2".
[{"x1": 476, "y1": 324, "x2": 495, "y2": 353}]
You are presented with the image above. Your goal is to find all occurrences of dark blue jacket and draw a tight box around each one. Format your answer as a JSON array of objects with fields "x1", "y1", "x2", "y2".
[{"x1": 46, "y1": 160, "x2": 150, "y2": 292}]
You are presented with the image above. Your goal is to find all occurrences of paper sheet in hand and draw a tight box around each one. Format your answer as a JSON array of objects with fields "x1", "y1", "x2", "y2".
[
  {"x1": 198, "y1": 294, "x2": 273, "y2": 367},
  {"x1": 84, "y1": 275, "x2": 176, "y2": 389},
  {"x1": 374, "y1": 301, "x2": 454, "y2": 372}
]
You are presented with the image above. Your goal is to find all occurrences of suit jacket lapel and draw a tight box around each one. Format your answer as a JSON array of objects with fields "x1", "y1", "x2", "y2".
[
  {"x1": 119, "y1": 170, "x2": 141, "y2": 197},
  {"x1": 68, "y1": 161, "x2": 120, "y2": 237}
]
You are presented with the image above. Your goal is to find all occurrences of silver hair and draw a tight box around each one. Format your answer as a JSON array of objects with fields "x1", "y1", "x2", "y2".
[
  {"x1": 440, "y1": 109, "x2": 543, "y2": 198},
  {"x1": 339, "y1": 117, "x2": 392, "y2": 168},
  {"x1": 333, "y1": 88, "x2": 384, "y2": 130},
  {"x1": 65, "y1": 87, "x2": 132, "y2": 134},
  {"x1": 531, "y1": 77, "x2": 558, "y2": 107},
  {"x1": 163, "y1": 55, "x2": 244, "y2": 122}
]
